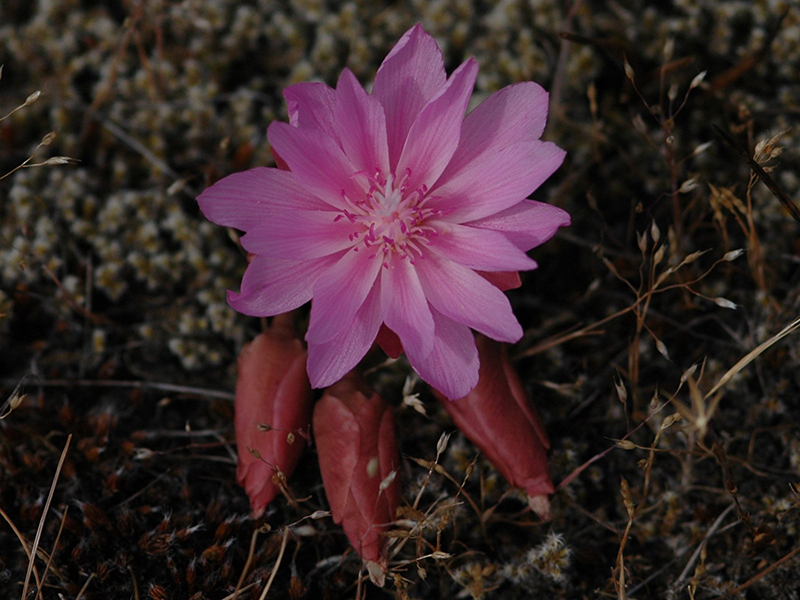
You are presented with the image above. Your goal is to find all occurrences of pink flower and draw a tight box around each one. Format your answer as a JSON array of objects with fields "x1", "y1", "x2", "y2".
[
  {"x1": 435, "y1": 335, "x2": 554, "y2": 519},
  {"x1": 198, "y1": 24, "x2": 569, "y2": 399},
  {"x1": 313, "y1": 374, "x2": 401, "y2": 564},
  {"x1": 234, "y1": 322, "x2": 312, "y2": 517}
]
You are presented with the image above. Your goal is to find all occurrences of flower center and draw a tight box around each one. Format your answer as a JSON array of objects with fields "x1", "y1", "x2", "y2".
[{"x1": 336, "y1": 169, "x2": 440, "y2": 265}]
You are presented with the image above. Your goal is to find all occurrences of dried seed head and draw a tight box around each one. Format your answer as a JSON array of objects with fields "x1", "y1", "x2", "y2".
[
  {"x1": 43, "y1": 156, "x2": 78, "y2": 165},
  {"x1": 680, "y1": 363, "x2": 699, "y2": 384},
  {"x1": 661, "y1": 413, "x2": 682, "y2": 430},
  {"x1": 690, "y1": 71, "x2": 707, "y2": 89},
  {"x1": 620, "y1": 478, "x2": 635, "y2": 517},
  {"x1": 632, "y1": 113, "x2": 647, "y2": 134},
  {"x1": 614, "y1": 377, "x2": 628, "y2": 403},
  {"x1": 723, "y1": 248, "x2": 744, "y2": 261},
  {"x1": 650, "y1": 220, "x2": 661, "y2": 245},
  {"x1": 24, "y1": 90, "x2": 41, "y2": 105},
  {"x1": 678, "y1": 177, "x2": 699, "y2": 194},
  {"x1": 663, "y1": 38, "x2": 674, "y2": 60},
  {"x1": 692, "y1": 141, "x2": 713, "y2": 156},
  {"x1": 637, "y1": 230, "x2": 648, "y2": 253},
  {"x1": 436, "y1": 431, "x2": 451, "y2": 455},
  {"x1": 624, "y1": 58, "x2": 635, "y2": 81},
  {"x1": 668, "y1": 81, "x2": 679, "y2": 102},
  {"x1": 713, "y1": 297, "x2": 738, "y2": 310},
  {"x1": 653, "y1": 244, "x2": 666, "y2": 266}
]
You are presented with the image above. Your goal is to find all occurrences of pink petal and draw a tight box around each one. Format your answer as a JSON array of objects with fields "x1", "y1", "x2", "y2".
[
  {"x1": 239, "y1": 209, "x2": 358, "y2": 260},
  {"x1": 372, "y1": 24, "x2": 447, "y2": 170},
  {"x1": 306, "y1": 285, "x2": 382, "y2": 387},
  {"x1": 227, "y1": 253, "x2": 343, "y2": 317},
  {"x1": 380, "y1": 256, "x2": 434, "y2": 360},
  {"x1": 442, "y1": 82, "x2": 550, "y2": 178},
  {"x1": 405, "y1": 310, "x2": 479, "y2": 400},
  {"x1": 430, "y1": 140, "x2": 566, "y2": 223},
  {"x1": 334, "y1": 69, "x2": 390, "y2": 176},
  {"x1": 267, "y1": 122, "x2": 364, "y2": 210},
  {"x1": 416, "y1": 251, "x2": 523, "y2": 343},
  {"x1": 430, "y1": 222, "x2": 538, "y2": 271},
  {"x1": 284, "y1": 82, "x2": 338, "y2": 141},
  {"x1": 197, "y1": 168, "x2": 330, "y2": 230},
  {"x1": 467, "y1": 200, "x2": 571, "y2": 251},
  {"x1": 396, "y1": 59, "x2": 478, "y2": 193},
  {"x1": 306, "y1": 247, "x2": 382, "y2": 344}
]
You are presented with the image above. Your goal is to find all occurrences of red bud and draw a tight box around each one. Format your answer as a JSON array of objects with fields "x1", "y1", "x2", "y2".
[
  {"x1": 314, "y1": 374, "x2": 401, "y2": 564},
  {"x1": 435, "y1": 336, "x2": 554, "y2": 518},
  {"x1": 235, "y1": 322, "x2": 312, "y2": 517}
]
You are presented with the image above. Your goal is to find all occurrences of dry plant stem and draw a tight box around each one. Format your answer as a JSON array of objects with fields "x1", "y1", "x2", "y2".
[
  {"x1": 233, "y1": 528, "x2": 262, "y2": 599},
  {"x1": 21, "y1": 434, "x2": 71, "y2": 600},
  {"x1": 38, "y1": 506, "x2": 69, "y2": 600},
  {"x1": 356, "y1": 563, "x2": 364, "y2": 600},
  {"x1": 259, "y1": 527, "x2": 290, "y2": 600},
  {"x1": 11, "y1": 377, "x2": 234, "y2": 401},
  {"x1": 0, "y1": 507, "x2": 43, "y2": 594},
  {"x1": 41, "y1": 264, "x2": 105, "y2": 325},
  {"x1": 673, "y1": 503, "x2": 736, "y2": 590},
  {"x1": 715, "y1": 544, "x2": 800, "y2": 599},
  {"x1": 220, "y1": 584, "x2": 258, "y2": 600},
  {"x1": 615, "y1": 479, "x2": 636, "y2": 600},
  {"x1": 128, "y1": 566, "x2": 140, "y2": 600},
  {"x1": 704, "y1": 313, "x2": 800, "y2": 399},
  {"x1": 74, "y1": 572, "x2": 95, "y2": 600},
  {"x1": 547, "y1": 0, "x2": 581, "y2": 132},
  {"x1": 744, "y1": 174, "x2": 768, "y2": 292}
]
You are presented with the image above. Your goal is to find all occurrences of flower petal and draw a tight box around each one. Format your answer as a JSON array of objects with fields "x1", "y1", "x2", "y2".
[
  {"x1": 467, "y1": 200, "x2": 571, "y2": 251},
  {"x1": 267, "y1": 122, "x2": 364, "y2": 210},
  {"x1": 416, "y1": 252, "x2": 523, "y2": 342},
  {"x1": 405, "y1": 310, "x2": 479, "y2": 400},
  {"x1": 431, "y1": 222, "x2": 538, "y2": 271},
  {"x1": 197, "y1": 167, "x2": 330, "y2": 230},
  {"x1": 306, "y1": 285, "x2": 382, "y2": 387},
  {"x1": 306, "y1": 247, "x2": 383, "y2": 344},
  {"x1": 442, "y1": 82, "x2": 550, "y2": 178},
  {"x1": 227, "y1": 254, "x2": 342, "y2": 317},
  {"x1": 335, "y1": 69, "x2": 390, "y2": 176},
  {"x1": 380, "y1": 256, "x2": 434, "y2": 359},
  {"x1": 396, "y1": 59, "x2": 478, "y2": 193},
  {"x1": 372, "y1": 24, "x2": 447, "y2": 170},
  {"x1": 283, "y1": 81, "x2": 338, "y2": 140},
  {"x1": 240, "y1": 209, "x2": 358, "y2": 260},
  {"x1": 430, "y1": 140, "x2": 566, "y2": 223}
]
